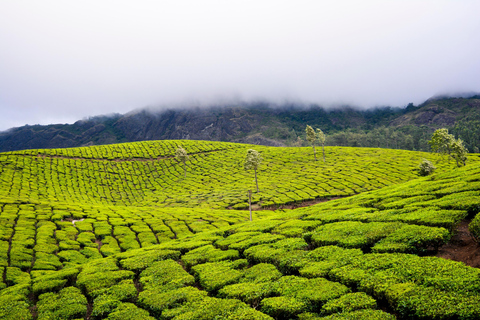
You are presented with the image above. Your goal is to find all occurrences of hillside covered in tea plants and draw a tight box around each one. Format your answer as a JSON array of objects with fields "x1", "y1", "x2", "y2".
[{"x1": 0, "y1": 140, "x2": 479, "y2": 320}]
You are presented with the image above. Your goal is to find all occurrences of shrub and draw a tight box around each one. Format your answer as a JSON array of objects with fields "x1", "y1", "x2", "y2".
[
  {"x1": 219, "y1": 282, "x2": 277, "y2": 307},
  {"x1": 321, "y1": 292, "x2": 376, "y2": 314},
  {"x1": 138, "y1": 286, "x2": 207, "y2": 317},
  {"x1": 469, "y1": 213, "x2": 480, "y2": 242},
  {"x1": 37, "y1": 286, "x2": 87, "y2": 320},
  {"x1": 139, "y1": 259, "x2": 195, "y2": 291},
  {"x1": 418, "y1": 159, "x2": 436, "y2": 176},
  {"x1": 273, "y1": 276, "x2": 350, "y2": 312},
  {"x1": 181, "y1": 245, "x2": 239, "y2": 268},
  {"x1": 0, "y1": 295, "x2": 33, "y2": 320},
  {"x1": 106, "y1": 302, "x2": 155, "y2": 320},
  {"x1": 261, "y1": 296, "x2": 306, "y2": 319},
  {"x1": 119, "y1": 249, "x2": 180, "y2": 272},
  {"x1": 191, "y1": 260, "x2": 247, "y2": 292},
  {"x1": 170, "y1": 296, "x2": 273, "y2": 320}
]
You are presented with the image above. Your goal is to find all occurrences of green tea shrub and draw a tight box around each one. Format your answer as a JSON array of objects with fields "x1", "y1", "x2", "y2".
[
  {"x1": 261, "y1": 296, "x2": 306, "y2": 319},
  {"x1": 139, "y1": 259, "x2": 195, "y2": 291},
  {"x1": 321, "y1": 292, "x2": 376, "y2": 314},
  {"x1": 241, "y1": 263, "x2": 283, "y2": 283},
  {"x1": 0, "y1": 295, "x2": 32, "y2": 320},
  {"x1": 272, "y1": 276, "x2": 350, "y2": 313},
  {"x1": 219, "y1": 282, "x2": 277, "y2": 307},
  {"x1": 244, "y1": 238, "x2": 309, "y2": 274},
  {"x1": 32, "y1": 267, "x2": 79, "y2": 294},
  {"x1": 299, "y1": 309, "x2": 396, "y2": 319},
  {"x1": 228, "y1": 233, "x2": 285, "y2": 251},
  {"x1": 5, "y1": 267, "x2": 30, "y2": 286},
  {"x1": 37, "y1": 286, "x2": 87, "y2": 320},
  {"x1": 119, "y1": 248, "x2": 180, "y2": 272},
  {"x1": 106, "y1": 302, "x2": 155, "y2": 320},
  {"x1": 372, "y1": 224, "x2": 450, "y2": 253},
  {"x1": 91, "y1": 280, "x2": 138, "y2": 317},
  {"x1": 469, "y1": 213, "x2": 480, "y2": 242},
  {"x1": 138, "y1": 286, "x2": 207, "y2": 317},
  {"x1": 77, "y1": 258, "x2": 134, "y2": 294},
  {"x1": 191, "y1": 260, "x2": 247, "y2": 292},
  {"x1": 181, "y1": 245, "x2": 239, "y2": 268},
  {"x1": 300, "y1": 246, "x2": 363, "y2": 278},
  {"x1": 169, "y1": 296, "x2": 273, "y2": 320},
  {"x1": 57, "y1": 250, "x2": 88, "y2": 265},
  {"x1": 215, "y1": 232, "x2": 262, "y2": 249},
  {"x1": 310, "y1": 221, "x2": 402, "y2": 250}
]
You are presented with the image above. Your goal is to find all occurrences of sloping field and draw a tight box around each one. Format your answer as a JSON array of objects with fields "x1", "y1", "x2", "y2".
[
  {"x1": 0, "y1": 140, "x2": 479, "y2": 320},
  {"x1": 0, "y1": 140, "x2": 460, "y2": 208}
]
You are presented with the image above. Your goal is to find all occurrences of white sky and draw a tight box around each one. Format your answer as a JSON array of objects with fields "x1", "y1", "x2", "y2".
[{"x1": 1, "y1": 0, "x2": 479, "y2": 131}]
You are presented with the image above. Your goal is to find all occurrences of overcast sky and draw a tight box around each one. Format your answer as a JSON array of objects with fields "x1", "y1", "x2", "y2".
[{"x1": 1, "y1": 1, "x2": 479, "y2": 131}]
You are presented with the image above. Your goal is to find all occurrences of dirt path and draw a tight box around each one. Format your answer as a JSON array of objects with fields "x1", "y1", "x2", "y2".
[{"x1": 436, "y1": 220, "x2": 480, "y2": 268}]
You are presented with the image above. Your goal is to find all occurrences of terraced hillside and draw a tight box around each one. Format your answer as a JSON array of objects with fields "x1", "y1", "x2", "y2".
[{"x1": 0, "y1": 140, "x2": 479, "y2": 320}]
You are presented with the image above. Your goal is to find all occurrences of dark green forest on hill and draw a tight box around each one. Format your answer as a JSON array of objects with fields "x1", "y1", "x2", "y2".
[
  {"x1": 0, "y1": 139, "x2": 480, "y2": 319},
  {"x1": 1, "y1": 96, "x2": 480, "y2": 153}
]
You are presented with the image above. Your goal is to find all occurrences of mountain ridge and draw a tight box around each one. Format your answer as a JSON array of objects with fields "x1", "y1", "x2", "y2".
[{"x1": 1, "y1": 96, "x2": 479, "y2": 152}]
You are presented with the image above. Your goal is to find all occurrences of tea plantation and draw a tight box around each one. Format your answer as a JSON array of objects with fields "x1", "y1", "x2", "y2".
[{"x1": 0, "y1": 140, "x2": 479, "y2": 320}]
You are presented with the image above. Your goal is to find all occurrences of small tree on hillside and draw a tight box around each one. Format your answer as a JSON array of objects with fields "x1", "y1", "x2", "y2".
[
  {"x1": 244, "y1": 149, "x2": 262, "y2": 192},
  {"x1": 316, "y1": 128, "x2": 326, "y2": 163},
  {"x1": 175, "y1": 146, "x2": 189, "y2": 178},
  {"x1": 306, "y1": 125, "x2": 326, "y2": 162},
  {"x1": 428, "y1": 128, "x2": 468, "y2": 167},
  {"x1": 306, "y1": 125, "x2": 317, "y2": 161}
]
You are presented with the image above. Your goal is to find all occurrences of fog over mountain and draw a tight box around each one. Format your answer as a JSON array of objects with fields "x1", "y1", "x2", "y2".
[{"x1": 1, "y1": 0, "x2": 479, "y2": 132}]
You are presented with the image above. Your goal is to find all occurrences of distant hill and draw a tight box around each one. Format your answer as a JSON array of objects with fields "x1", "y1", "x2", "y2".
[{"x1": 1, "y1": 96, "x2": 479, "y2": 152}]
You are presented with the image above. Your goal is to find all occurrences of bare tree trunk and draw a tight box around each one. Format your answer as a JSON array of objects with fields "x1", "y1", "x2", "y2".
[
  {"x1": 248, "y1": 190, "x2": 252, "y2": 221},
  {"x1": 254, "y1": 169, "x2": 259, "y2": 192},
  {"x1": 322, "y1": 144, "x2": 325, "y2": 163},
  {"x1": 183, "y1": 161, "x2": 186, "y2": 178},
  {"x1": 313, "y1": 145, "x2": 317, "y2": 161}
]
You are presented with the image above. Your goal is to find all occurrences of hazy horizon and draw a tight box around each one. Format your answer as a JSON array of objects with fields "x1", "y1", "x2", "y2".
[{"x1": 1, "y1": 1, "x2": 479, "y2": 131}]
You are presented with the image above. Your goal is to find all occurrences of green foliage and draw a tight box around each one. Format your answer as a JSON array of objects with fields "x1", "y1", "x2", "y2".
[
  {"x1": 469, "y1": 213, "x2": 480, "y2": 242},
  {"x1": 170, "y1": 296, "x2": 273, "y2": 320},
  {"x1": 106, "y1": 303, "x2": 155, "y2": 320},
  {"x1": 0, "y1": 295, "x2": 33, "y2": 320},
  {"x1": 321, "y1": 292, "x2": 377, "y2": 314},
  {"x1": 140, "y1": 259, "x2": 195, "y2": 291},
  {"x1": 37, "y1": 286, "x2": 87, "y2": 320},
  {"x1": 244, "y1": 149, "x2": 262, "y2": 192},
  {"x1": 181, "y1": 245, "x2": 239, "y2": 268},
  {"x1": 119, "y1": 248, "x2": 180, "y2": 271},
  {"x1": 2, "y1": 139, "x2": 480, "y2": 319},
  {"x1": 138, "y1": 286, "x2": 207, "y2": 318},
  {"x1": 191, "y1": 260, "x2": 248, "y2": 292},
  {"x1": 175, "y1": 146, "x2": 189, "y2": 178},
  {"x1": 418, "y1": 158, "x2": 436, "y2": 176},
  {"x1": 429, "y1": 128, "x2": 468, "y2": 167}
]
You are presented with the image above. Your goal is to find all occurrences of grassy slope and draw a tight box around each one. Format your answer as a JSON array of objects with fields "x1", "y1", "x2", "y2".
[{"x1": 0, "y1": 140, "x2": 479, "y2": 320}]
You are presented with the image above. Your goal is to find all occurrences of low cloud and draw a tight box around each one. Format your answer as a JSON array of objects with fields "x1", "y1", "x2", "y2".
[{"x1": 1, "y1": 0, "x2": 479, "y2": 131}]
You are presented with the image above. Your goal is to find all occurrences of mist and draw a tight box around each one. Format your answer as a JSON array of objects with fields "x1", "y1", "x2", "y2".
[{"x1": 1, "y1": 0, "x2": 479, "y2": 131}]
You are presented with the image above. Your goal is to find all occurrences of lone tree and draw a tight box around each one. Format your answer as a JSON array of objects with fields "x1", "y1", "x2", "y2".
[
  {"x1": 175, "y1": 146, "x2": 189, "y2": 178},
  {"x1": 316, "y1": 128, "x2": 326, "y2": 163},
  {"x1": 244, "y1": 149, "x2": 262, "y2": 192},
  {"x1": 428, "y1": 128, "x2": 468, "y2": 167},
  {"x1": 306, "y1": 125, "x2": 326, "y2": 162},
  {"x1": 306, "y1": 125, "x2": 317, "y2": 160}
]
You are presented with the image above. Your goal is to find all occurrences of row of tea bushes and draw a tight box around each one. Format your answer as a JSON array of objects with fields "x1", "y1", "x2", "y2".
[
  {"x1": 1, "y1": 141, "x2": 464, "y2": 209},
  {"x1": 0, "y1": 201, "x2": 276, "y2": 272}
]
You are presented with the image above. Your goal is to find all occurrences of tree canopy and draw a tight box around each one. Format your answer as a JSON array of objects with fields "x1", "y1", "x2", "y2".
[{"x1": 244, "y1": 149, "x2": 263, "y2": 192}]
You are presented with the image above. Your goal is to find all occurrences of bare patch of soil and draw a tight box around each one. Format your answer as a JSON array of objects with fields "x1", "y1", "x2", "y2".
[{"x1": 436, "y1": 220, "x2": 480, "y2": 268}]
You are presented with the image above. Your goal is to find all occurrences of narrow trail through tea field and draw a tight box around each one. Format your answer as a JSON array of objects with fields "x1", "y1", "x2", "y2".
[{"x1": 437, "y1": 220, "x2": 480, "y2": 268}]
